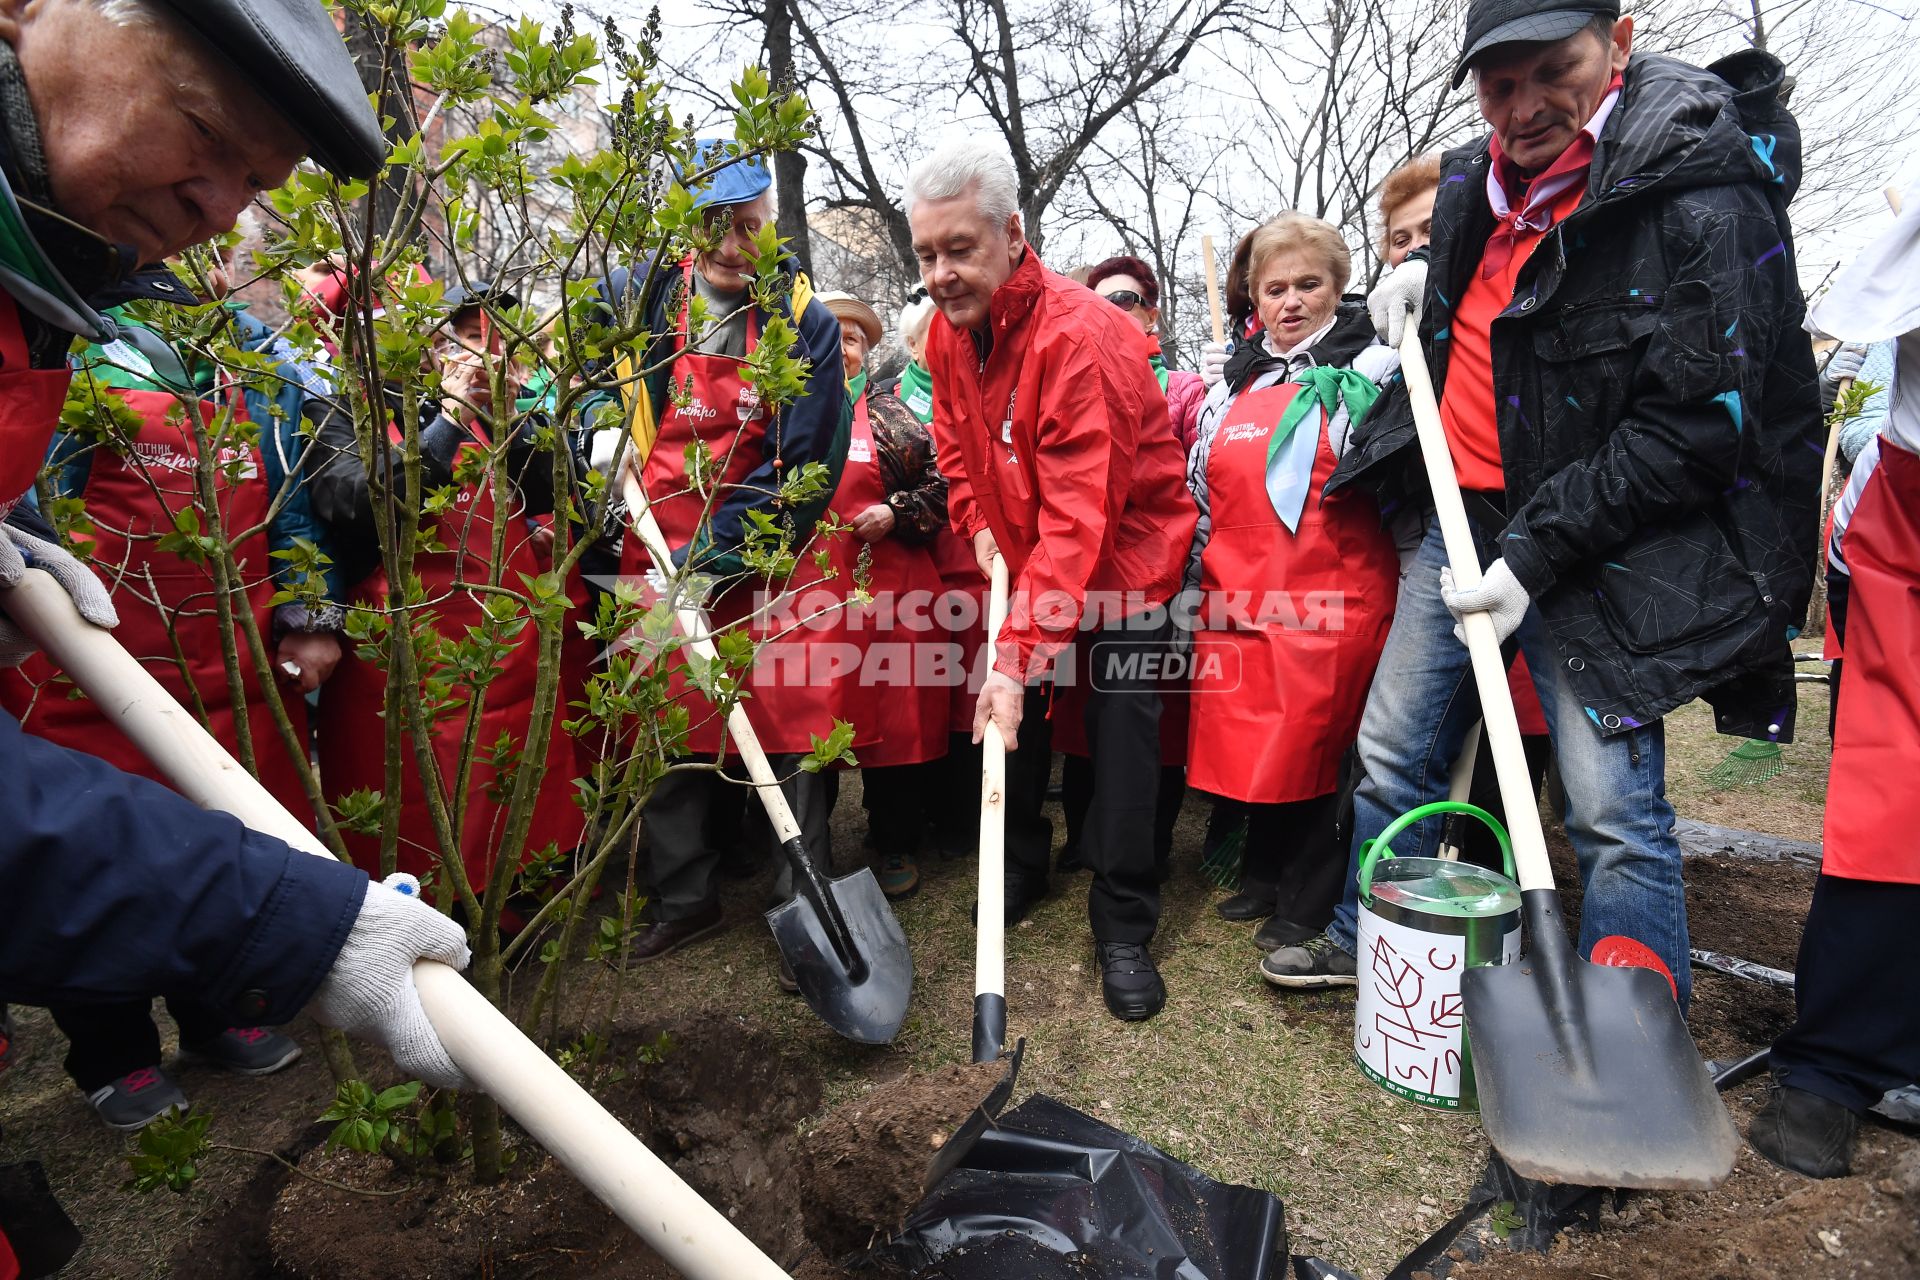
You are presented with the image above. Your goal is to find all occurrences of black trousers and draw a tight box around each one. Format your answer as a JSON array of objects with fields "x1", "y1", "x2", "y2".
[
  {"x1": 1235, "y1": 791, "x2": 1347, "y2": 931},
  {"x1": 1061, "y1": 755, "x2": 1184, "y2": 866},
  {"x1": 1461, "y1": 732, "x2": 1554, "y2": 872},
  {"x1": 643, "y1": 753, "x2": 834, "y2": 920},
  {"x1": 51, "y1": 999, "x2": 229, "y2": 1093},
  {"x1": 1004, "y1": 612, "x2": 1172, "y2": 943},
  {"x1": 863, "y1": 760, "x2": 940, "y2": 855},
  {"x1": 1770, "y1": 874, "x2": 1920, "y2": 1113}
]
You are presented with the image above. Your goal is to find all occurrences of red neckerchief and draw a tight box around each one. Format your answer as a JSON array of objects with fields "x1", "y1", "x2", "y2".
[{"x1": 1480, "y1": 72, "x2": 1623, "y2": 280}]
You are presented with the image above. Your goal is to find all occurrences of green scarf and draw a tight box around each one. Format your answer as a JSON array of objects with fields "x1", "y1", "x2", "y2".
[
  {"x1": 847, "y1": 368, "x2": 868, "y2": 404},
  {"x1": 1148, "y1": 351, "x2": 1170, "y2": 394},
  {"x1": 897, "y1": 359, "x2": 933, "y2": 424},
  {"x1": 1262, "y1": 365, "x2": 1382, "y2": 533}
]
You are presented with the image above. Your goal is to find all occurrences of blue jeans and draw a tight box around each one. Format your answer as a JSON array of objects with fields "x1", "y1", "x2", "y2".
[{"x1": 1326, "y1": 513, "x2": 1692, "y2": 1008}]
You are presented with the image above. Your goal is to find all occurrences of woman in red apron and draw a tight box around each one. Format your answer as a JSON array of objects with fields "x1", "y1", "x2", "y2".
[
  {"x1": 819, "y1": 292, "x2": 949, "y2": 899},
  {"x1": 1183, "y1": 215, "x2": 1400, "y2": 947},
  {"x1": 1, "y1": 314, "x2": 329, "y2": 1126},
  {"x1": 311, "y1": 294, "x2": 582, "y2": 905}
]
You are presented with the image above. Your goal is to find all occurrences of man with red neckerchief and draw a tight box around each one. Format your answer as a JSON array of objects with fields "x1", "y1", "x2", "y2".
[{"x1": 1264, "y1": 0, "x2": 1822, "y2": 997}]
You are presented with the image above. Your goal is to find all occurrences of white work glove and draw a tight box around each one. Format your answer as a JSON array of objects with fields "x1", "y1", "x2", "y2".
[
  {"x1": 1439, "y1": 558, "x2": 1530, "y2": 646},
  {"x1": 0, "y1": 521, "x2": 119, "y2": 667},
  {"x1": 1367, "y1": 257, "x2": 1428, "y2": 348},
  {"x1": 308, "y1": 873, "x2": 473, "y2": 1091},
  {"x1": 1199, "y1": 340, "x2": 1230, "y2": 389},
  {"x1": 643, "y1": 566, "x2": 715, "y2": 613},
  {"x1": 1822, "y1": 343, "x2": 1868, "y2": 387},
  {"x1": 588, "y1": 426, "x2": 626, "y2": 476}
]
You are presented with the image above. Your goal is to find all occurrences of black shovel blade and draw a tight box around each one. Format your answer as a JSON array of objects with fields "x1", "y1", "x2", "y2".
[
  {"x1": 924, "y1": 1038, "x2": 1025, "y2": 1192},
  {"x1": 1462, "y1": 892, "x2": 1738, "y2": 1190},
  {"x1": 766, "y1": 864, "x2": 913, "y2": 1045}
]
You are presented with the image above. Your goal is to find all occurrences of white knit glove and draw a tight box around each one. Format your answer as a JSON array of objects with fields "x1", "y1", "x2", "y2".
[
  {"x1": 1823, "y1": 343, "x2": 1868, "y2": 387},
  {"x1": 588, "y1": 426, "x2": 626, "y2": 476},
  {"x1": 308, "y1": 874, "x2": 473, "y2": 1090},
  {"x1": 1440, "y1": 558, "x2": 1530, "y2": 646},
  {"x1": 644, "y1": 566, "x2": 715, "y2": 613},
  {"x1": 1198, "y1": 340, "x2": 1230, "y2": 388},
  {"x1": 1367, "y1": 257, "x2": 1428, "y2": 348},
  {"x1": 0, "y1": 521, "x2": 119, "y2": 667}
]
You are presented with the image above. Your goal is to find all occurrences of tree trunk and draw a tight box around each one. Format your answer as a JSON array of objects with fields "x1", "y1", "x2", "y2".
[{"x1": 765, "y1": 0, "x2": 813, "y2": 274}]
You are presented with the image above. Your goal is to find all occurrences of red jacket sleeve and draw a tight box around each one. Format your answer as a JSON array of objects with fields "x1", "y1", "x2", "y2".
[
  {"x1": 927, "y1": 323, "x2": 982, "y2": 541},
  {"x1": 996, "y1": 334, "x2": 1144, "y2": 680}
]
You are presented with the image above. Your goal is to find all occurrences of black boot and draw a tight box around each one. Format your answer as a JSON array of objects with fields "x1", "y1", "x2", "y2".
[
  {"x1": 1096, "y1": 940, "x2": 1165, "y2": 1021},
  {"x1": 1214, "y1": 892, "x2": 1276, "y2": 922},
  {"x1": 1749, "y1": 1080, "x2": 1859, "y2": 1178}
]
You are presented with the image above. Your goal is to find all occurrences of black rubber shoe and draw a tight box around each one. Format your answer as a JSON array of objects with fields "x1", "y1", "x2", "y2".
[
  {"x1": 1215, "y1": 892, "x2": 1277, "y2": 922},
  {"x1": 1750, "y1": 1080, "x2": 1858, "y2": 1178},
  {"x1": 1096, "y1": 940, "x2": 1166, "y2": 1021}
]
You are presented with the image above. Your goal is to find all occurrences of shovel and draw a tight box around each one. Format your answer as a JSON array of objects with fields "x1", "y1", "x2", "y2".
[
  {"x1": 972, "y1": 552, "x2": 1012, "y2": 1063},
  {"x1": 1395, "y1": 316, "x2": 1738, "y2": 1189},
  {"x1": 0, "y1": 568, "x2": 792, "y2": 1280},
  {"x1": 620, "y1": 467, "x2": 911, "y2": 1046}
]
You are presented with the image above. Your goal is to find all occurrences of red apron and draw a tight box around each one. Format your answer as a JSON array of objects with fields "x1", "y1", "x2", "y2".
[
  {"x1": 618, "y1": 264, "x2": 865, "y2": 756},
  {"x1": 1186, "y1": 383, "x2": 1397, "y2": 803},
  {"x1": 840, "y1": 392, "x2": 947, "y2": 767},
  {"x1": 317, "y1": 421, "x2": 584, "y2": 889},
  {"x1": 0, "y1": 293, "x2": 75, "y2": 507},
  {"x1": 932, "y1": 526, "x2": 987, "y2": 735},
  {"x1": 1822, "y1": 437, "x2": 1920, "y2": 884},
  {"x1": 0, "y1": 385, "x2": 311, "y2": 817}
]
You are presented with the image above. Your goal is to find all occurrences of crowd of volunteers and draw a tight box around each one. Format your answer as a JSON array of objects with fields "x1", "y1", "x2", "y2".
[{"x1": 1, "y1": 3, "x2": 1916, "y2": 1268}]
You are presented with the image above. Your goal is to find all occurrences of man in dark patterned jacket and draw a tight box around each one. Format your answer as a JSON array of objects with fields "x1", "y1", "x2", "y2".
[{"x1": 1261, "y1": 0, "x2": 1820, "y2": 1002}]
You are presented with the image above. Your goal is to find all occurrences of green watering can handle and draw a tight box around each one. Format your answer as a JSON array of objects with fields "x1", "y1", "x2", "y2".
[{"x1": 1357, "y1": 801, "x2": 1515, "y2": 906}]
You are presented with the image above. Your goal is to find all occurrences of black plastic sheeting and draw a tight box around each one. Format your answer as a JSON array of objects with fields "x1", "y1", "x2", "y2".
[{"x1": 871, "y1": 1094, "x2": 1290, "y2": 1279}]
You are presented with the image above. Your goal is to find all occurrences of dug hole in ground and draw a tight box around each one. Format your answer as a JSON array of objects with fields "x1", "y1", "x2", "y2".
[{"x1": 1, "y1": 685, "x2": 1916, "y2": 1277}]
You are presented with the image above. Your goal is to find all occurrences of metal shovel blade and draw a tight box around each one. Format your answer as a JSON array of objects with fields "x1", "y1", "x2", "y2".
[
  {"x1": 1462, "y1": 893, "x2": 1738, "y2": 1190},
  {"x1": 924, "y1": 1039, "x2": 1025, "y2": 1193},
  {"x1": 765, "y1": 859, "x2": 913, "y2": 1045}
]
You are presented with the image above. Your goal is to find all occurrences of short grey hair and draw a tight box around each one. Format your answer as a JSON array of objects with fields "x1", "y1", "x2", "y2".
[
  {"x1": 904, "y1": 138, "x2": 1019, "y2": 227},
  {"x1": 93, "y1": 0, "x2": 159, "y2": 26}
]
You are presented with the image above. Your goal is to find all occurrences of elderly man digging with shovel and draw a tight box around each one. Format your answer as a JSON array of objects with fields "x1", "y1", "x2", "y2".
[{"x1": 0, "y1": 0, "x2": 469, "y2": 1123}]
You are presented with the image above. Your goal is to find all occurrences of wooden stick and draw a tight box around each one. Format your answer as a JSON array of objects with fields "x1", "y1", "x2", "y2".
[
  {"x1": 1201, "y1": 234, "x2": 1225, "y2": 346},
  {"x1": 0, "y1": 568, "x2": 791, "y2": 1280},
  {"x1": 1396, "y1": 323, "x2": 1555, "y2": 893},
  {"x1": 973, "y1": 554, "x2": 1010, "y2": 1062}
]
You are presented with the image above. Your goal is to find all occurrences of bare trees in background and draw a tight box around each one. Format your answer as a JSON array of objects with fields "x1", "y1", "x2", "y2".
[{"x1": 611, "y1": 0, "x2": 1918, "y2": 364}]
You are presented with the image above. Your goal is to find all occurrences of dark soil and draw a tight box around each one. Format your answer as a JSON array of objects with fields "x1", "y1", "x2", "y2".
[
  {"x1": 261, "y1": 1013, "x2": 833, "y2": 1280},
  {"x1": 798, "y1": 1059, "x2": 1010, "y2": 1260},
  {"x1": 1441, "y1": 824, "x2": 1920, "y2": 1280}
]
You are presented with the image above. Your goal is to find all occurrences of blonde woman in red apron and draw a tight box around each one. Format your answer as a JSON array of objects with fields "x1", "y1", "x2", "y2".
[
  {"x1": 1756, "y1": 215, "x2": 1920, "y2": 1178},
  {"x1": 310, "y1": 289, "x2": 582, "y2": 912},
  {"x1": 595, "y1": 144, "x2": 855, "y2": 974},
  {"x1": 819, "y1": 291, "x2": 950, "y2": 900},
  {"x1": 1182, "y1": 215, "x2": 1400, "y2": 955},
  {"x1": 1, "y1": 316, "x2": 336, "y2": 1125}
]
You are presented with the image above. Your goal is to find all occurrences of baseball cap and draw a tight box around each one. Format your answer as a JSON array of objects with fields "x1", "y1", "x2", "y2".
[
  {"x1": 1452, "y1": 0, "x2": 1621, "y2": 88},
  {"x1": 682, "y1": 139, "x2": 774, "y2": 211}
]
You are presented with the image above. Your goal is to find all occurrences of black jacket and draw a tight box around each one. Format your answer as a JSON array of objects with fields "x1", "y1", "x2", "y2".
[{"x1": 1329, "y1": 51, "x2": 1821, "y2": 740}]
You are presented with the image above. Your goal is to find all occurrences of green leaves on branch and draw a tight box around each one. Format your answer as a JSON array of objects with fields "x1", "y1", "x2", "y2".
[
  {"x1": 803, "y1": 720, "x2": 860, "y2": 773},
  {"x1": 125, "y1": 1108, "x2": 213, "y2": 1195}
]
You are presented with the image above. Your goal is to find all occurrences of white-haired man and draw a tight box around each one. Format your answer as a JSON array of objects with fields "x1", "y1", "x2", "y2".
[
  {"x1": 906, "y1": 139, "x2": 1196, "y2": 1020},
  {"x1": 0, "y1": 0, "x2": 471, "y2": 1192}
]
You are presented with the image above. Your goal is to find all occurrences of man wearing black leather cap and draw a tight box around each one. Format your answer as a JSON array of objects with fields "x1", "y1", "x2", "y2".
[
  {"x1": 1264, "y1": 0, "x2": 1821, "y2": 1002},
  {"x1": 0, "y1": 1, "x2": 475, "y2": 1222}
]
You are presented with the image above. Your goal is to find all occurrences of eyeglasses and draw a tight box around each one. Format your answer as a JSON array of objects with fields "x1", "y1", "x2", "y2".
[{"x1": 1102, "y1": 289, "x2": 1150, "y2": 312}]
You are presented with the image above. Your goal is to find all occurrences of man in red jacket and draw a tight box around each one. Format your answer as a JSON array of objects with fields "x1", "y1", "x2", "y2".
[{"x1": 907, "y1": 139, "x2": 1198, "y2": 1020}]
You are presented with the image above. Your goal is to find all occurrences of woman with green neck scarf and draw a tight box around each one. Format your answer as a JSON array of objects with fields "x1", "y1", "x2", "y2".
[
  {"x1": 1182, "y1": 213, "x2": 1401, "y2": 956},
  {"x1": 819, "y1": 291, "x2": 949, "y2": 901}
]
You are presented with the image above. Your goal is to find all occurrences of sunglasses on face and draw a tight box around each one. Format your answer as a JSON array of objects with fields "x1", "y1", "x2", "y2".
[{"x1": 1102, "y1": 289, "x2": 1150, "y2": 311}]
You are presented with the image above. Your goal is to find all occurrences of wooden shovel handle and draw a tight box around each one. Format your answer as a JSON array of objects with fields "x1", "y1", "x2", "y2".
[
  {"x1": 1396, "y1": 321, "x2": 1557, "y2": 894},
  {"x1": 1202, "y1": 234, "x2": 1226, "y2": 346},
  {"x1": 619, "y1": 465, "x2": 804, "y2": 844},
  {"x1": 0, "y1": 567, "x2": 790, "y2": 1279},
  {"x1": 976, "y1": 555, "x2": 1010, "y2": 1016}
]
